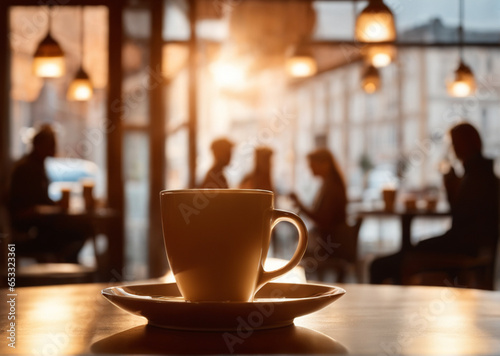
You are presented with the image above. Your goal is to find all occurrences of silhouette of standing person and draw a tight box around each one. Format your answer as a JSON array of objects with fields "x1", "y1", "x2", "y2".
[
  {"x1": 370, "y1": 122, "x2": 499, "y2": 284},
  {"x1": 7, "y1": 124, "x2": 89, "y2": 262},
  {"x1": 200, "y1": 138, "x2": 234, "y2": 189},
  {"x1": 290, "y1": 148, "x2": 348, "y2": 250},
  {"x1": 239, "y1": 147, "x2": 274, "y2": 192}
]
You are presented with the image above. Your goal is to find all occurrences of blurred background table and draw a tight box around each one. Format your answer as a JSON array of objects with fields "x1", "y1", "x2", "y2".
[
  {"x1": 2, "y1": 282, "x2": 499, "y2": 355},
  {"x1": 13, "y1": 206, "x2": 121, "y2": 283},
  {"x1": 357, "y1": 209, "x2": 451, "y2": 252}
]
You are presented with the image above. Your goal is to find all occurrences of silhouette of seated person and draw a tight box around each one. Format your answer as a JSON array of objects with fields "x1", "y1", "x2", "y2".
[
  {"x1": 290, "y1": 148, "x2": 349, "y2": 255},
  {"x1": 370, "y1": 122, "x2": 499, "y2": 285},
  {"x1": 239, "y1": 147, "x2": 274, "y2": 192},
  {"x1": 200, "y1": 138, "x2": 234, "y2": 189},
  {"x1": 7, "y1": 124, "x2": 90, "y2": 263}
]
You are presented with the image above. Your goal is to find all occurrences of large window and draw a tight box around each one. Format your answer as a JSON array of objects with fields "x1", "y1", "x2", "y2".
[{"x1": 9, "y1": 6, "x2": 109, "y2": 201}]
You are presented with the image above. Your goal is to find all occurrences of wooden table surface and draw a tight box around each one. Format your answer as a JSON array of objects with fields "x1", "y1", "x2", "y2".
[{"x1": 2, "y1": 282, "x2": 500, "y2": 355}]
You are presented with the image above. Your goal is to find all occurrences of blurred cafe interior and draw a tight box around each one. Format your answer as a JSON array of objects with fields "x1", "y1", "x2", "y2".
[{"x1": 0, "y1": 0, "x2": 499, "y2": 288}]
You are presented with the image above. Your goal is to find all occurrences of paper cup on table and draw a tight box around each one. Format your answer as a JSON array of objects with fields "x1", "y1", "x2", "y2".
[
  {"x1": 60, "y1": 187, "x2": 71, "y2": 211},
  {"x1": 382, "y1": 187, "x2": 397, "y2": 212},
  {"x1": 425, "y1": 196, "x2": 438, "y2": 211},
  {"x1": 404, "y1": 196, "x2": 417, "y2": 211},
  {"x1": 81, "y1": 179, "x2": 95, "y2": 212}
]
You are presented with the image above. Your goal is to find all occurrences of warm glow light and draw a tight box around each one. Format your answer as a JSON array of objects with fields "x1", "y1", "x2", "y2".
[
  {"x1": 162, "y1": 258, "x2": 307, "y2": 284},
  {"x1": 447, "y1": 81, "x2": 472, "y2": 97},
  {"x1": 363, "y1": 82, "x2": 377, "y2": 94},
  {"x1": 26, "y1": 293, "x2": 80, "y2": 355},
  {"x1": 32, "y1": 56, "x2": 65, "y2": 78},
  {"x1": 364, "y1": 45, "x2": 396, "y2": 67},
  {"x1": 355, "y1": 0, "x2": 396, "y2": 43},
  {"x1": 361, "y1": 65, "x2": 381, "y2": 93},
  {"x1": 67, "y1": 67, "x2": 93, "y2": 101},
  {"x1": 286, "y1": 56, "x2": 317, "y2": 78},
  {"x1": 210, "y1": 61, "x2": 247, "y2": 89},
  {"x1": 373, "y1": 53, "x2": 391, "y2": 67},
  {"x1": 67, "y1": 79, "x2": 93, "y2": 101},
  {"x1": 447, "y1": 61, "x2": 476, "y2": 97}
]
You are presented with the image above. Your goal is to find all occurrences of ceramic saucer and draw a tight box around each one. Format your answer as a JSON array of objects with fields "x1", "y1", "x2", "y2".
[{"x1": 101, "y1": 282, "x2": 345, "y2": 331}]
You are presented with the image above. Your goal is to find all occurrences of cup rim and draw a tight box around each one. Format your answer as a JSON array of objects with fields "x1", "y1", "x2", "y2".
[{"x1": 160, "y1": 189, "x2": 273, "y2": 196}]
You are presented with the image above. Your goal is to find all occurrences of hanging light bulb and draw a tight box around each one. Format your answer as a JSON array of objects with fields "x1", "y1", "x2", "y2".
[
  {"x1": 32, "y1": 8, "x2": 65, "y2": 78},
  {"x1": 446, "y1": 0, "x2": 475, "y2": 97},
  {"x1": 447, "y1": 60, "x2": 476, "y2": 97},
  {"x1": 286, "y1": 44, "x2": 317, "y2": 78},
  {"x1": 361, "y1": 65, "x2": 381, "y2": 94},
  {"x1": 67, "y1": 68, "x2": 93, "y2": 101},
  {"x1": 355, "y1": 0, "x2": 396, "y2": 43},
  {"x1": 67, "y1": 7, "x2": 93, "y2": 101},
  {"x1": 363, "y1": 44, "x2": 396, "y2": 68}
]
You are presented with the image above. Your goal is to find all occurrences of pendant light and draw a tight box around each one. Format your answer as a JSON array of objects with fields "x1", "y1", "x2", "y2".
[
  {"x1": 67, "y1": 7, "x2": 93, "y2": 101},
  {"x1": 33, "y1": 7, "x2": 65, "y2": 78},
  {"x1": 447, "y1": 0, "x2": 476, "y2": 97},
  {"x1": 286, "y1": 41, "x2": 317, "y2": 78},
  {"x1": 363, "y1": 44, "x2": 396, "y2": 68},
  {"x1": 355, "y1": 0, "x2": 396, "y2": 43},
  {"x1": 448, "y1": 61, "x2": 475, "y2": 97},
  {"x1": 361, "y1": 64, "x2": 381, "y2": 94}
]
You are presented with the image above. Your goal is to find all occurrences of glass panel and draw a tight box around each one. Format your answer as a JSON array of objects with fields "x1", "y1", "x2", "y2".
[
  {"x1": 313, "y1": 0, "x2": 500, "y2": 41},
  {"x1": 313, "y1": 1, "x2": 356, "y2": 40},
  {"x1": 123, "y1": 132, "x2": 150, "y2": 279},
  {"x1": 163, "y1": 42, "x2": 189, "y2": 188},
  {"x1": 163, "y1": 0, "x2": 190, "y2": 41},
  {"x1": 122, "y1": 7, "x2": 151, "y2": 125},
  {"x1": 166, "y1": 129, "x2": 189, "y2": 189}
]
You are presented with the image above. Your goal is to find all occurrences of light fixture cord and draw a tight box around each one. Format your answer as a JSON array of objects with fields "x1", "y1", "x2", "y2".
[
  {"x1": 80, "y1": 6, "x2": 84, "y2": 67},
  {"x1": 458, "y1": 0, "x2": 464, "y2": 61},
  {"x1": 353, "y1": 0, "x2": 358, "y2": 31},
  {"x1": 47, "y1": 5, "x2": 52, "y2": 34}
]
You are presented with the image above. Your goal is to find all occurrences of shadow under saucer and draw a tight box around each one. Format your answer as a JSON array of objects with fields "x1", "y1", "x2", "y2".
[{"x1": 91, "y1": 324, "x2": 348, "y2": 354}]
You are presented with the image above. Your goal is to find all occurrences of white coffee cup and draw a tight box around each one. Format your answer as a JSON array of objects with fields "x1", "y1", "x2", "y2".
[{"x1": 160, "y1": 189, "x2": 308, "y2": 302}]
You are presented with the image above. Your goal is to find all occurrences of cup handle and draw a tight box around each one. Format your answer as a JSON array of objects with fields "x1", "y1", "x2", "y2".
[{"x1": 256, "y1": 209, "x2": 308, "y2": 290}]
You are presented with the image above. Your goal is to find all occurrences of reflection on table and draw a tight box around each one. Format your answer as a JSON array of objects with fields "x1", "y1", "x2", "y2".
[{"x1": 92, "y1": 324, "x2": 346, "y2": 354}]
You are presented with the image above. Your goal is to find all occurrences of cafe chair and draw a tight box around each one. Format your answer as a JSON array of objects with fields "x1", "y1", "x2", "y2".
[{"x1": 302, "y1": 217, "x2": 363, "y2": 283}]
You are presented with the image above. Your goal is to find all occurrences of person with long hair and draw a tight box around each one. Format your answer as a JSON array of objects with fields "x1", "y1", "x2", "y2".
[{"x1": 290, "y1": 148, "x2": 348, "y2": 243}]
